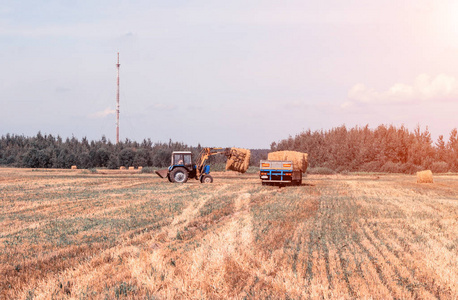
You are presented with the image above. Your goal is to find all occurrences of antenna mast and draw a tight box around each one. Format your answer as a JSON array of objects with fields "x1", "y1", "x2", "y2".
[{"x1": 116, "y1": 52, "x2": 120, "y2": 144}]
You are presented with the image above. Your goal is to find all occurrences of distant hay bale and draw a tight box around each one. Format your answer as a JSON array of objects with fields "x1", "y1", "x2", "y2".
[
  {"x1": 138, "y1": 166, "x2": 143, "y2": 171},
  {"x1": 71, "y1": 165, "x2": 77, "y2": 170},
  {"x1": 268, "y1": 151, "x2": 308, "y2": 172},
  {"x1": 226, "y1": 148, "x2": 251, "y2": 173},
  {"x1": 417, "y1": 170, "x2": 433, "y2": 183},
  {"x1": 128, "y1": 166, "x2": 135, "y2": 170},
  {"x1": 120, "y1": 166, "x2": 126, "y2": 170}
]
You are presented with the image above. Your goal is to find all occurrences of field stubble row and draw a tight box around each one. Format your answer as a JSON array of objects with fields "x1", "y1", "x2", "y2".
[{"x1": 0, "y1": 168, "x2": 457, "y2": 299}]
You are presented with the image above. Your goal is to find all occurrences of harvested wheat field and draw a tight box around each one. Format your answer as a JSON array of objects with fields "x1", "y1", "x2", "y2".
[{"x1": 1, "y1": 168, "x2": 457, "y2": 299}]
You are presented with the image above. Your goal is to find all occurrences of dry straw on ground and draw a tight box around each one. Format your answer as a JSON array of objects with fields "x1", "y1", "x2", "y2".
[
  {"x1": 226, "y1": 148, "x2": 251, "y2": 173},
  {"x1": 267, "y1": 151, "x2": 308, "y2": 172},
  {"x1": 417, "y1": 170, "x2": 433, "y2": 183},
  {"x1": 71, "y1": 165, "x2": 77, "y2": 170},
  {"x1": 1, "y1": 168, "x2": 458, "y2": 299}
]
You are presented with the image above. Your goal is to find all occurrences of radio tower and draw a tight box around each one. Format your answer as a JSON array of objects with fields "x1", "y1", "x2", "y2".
[{"x1": 116, "y1": 52, "x2": 120, "y2": 144}]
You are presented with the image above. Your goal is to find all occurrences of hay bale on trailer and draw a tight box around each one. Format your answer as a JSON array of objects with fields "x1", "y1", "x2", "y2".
[
  {"x1": 267, "y1": 151, "x2": 308, "y2": 172},
  {"x1": 417, "y1": 170, "x2": 433, "y2": 183},
  {"x1": 71, "y1": 165, "x2": 77, "y2": 170},
  {"x1": 226, "y1": 148, "x2": 251, "y2": 173}
]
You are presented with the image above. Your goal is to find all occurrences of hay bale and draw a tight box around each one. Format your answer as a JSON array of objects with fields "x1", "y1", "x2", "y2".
[
  {"x1": 417, "y1": 170, "x2": 433, "y2": 183},
  {"x1": 120, "y1": 166, "x2": 126, "y2": 170},
  {"x1": 138, "y1": 166, "x2": 143, "y2": 171},
  {"x1": 71, "y1": 165, "x2": 77, "y2": 170},
  {"x1": 226, "y1": 148, "x2": 251, "y2": 173},
  {"x1": 128, "y1": 166, "x2": 135, "y2": 170},
  {"x1": 267, "y1": 151, "x2": 308, "y2": 172}
]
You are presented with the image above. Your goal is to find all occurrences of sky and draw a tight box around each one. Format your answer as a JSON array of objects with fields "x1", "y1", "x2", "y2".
[{"x1": 1, "y1": 0, "x2": 458, "y2": 149}]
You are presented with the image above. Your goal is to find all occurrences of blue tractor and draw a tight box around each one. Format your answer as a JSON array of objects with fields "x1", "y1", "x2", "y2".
[{"x1": 155, "y1": 148, "x2": 249, "y2": 183}]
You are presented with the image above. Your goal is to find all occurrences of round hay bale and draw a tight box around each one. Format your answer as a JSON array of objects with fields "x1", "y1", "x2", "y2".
[
  {"x1": 268, "y1": 151, "x2": 308, "y2": 172},
  {"x1": 225, "y1": 148, "x2": 251, "y2": 173},
  {"x1": 71, "y1": 165, "x2": 77, "y2": 170},
  {"x1": 120, "y1": 166, "x2": 126, "y2": 170},
  {"x1": 417, "y1": 170, "x2": 433, "y2": 183}
]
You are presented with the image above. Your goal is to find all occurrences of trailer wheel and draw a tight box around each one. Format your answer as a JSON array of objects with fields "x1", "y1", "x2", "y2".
[
  {"x1": 170, "y1": 167, "x2": 188, "y2": 183},
  {"x1": 200, "y1": 174, "x2": 213, "y2": 183}
]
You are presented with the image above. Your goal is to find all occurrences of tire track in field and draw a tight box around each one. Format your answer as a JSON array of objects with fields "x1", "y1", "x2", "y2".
[
  {"x1": 327, "y1": 182, "x2": 352, "y2": 297},
  {"x1": 298, "y1": 180, "x2": 355, "y2": 297},
  {"x1": 347, "y1": 180, "x2": 442, "y2": 299},
  {"x1": 0, "y1": 179, "x2": 187, "y2": 238},
  {"x1": 137, "y1": 185, "x2": 258, "y2": 298},
  {"x1": 16, "y1": 184, "x2": 234, "y2": 299},
  {"x1": 165, "y1": 184, "x2": 230, "y2": 239},
  {"x1": 347, "y1": 180, "x2": 409, "y2": 298},
  {"x1": 326, "y1": 180, "x2": 387, "y2": 298},
  {"x1": 370, "y1": 222, "x2": 453, "y2": 299},
  {"x1": 3, "y1": 180, "x2": 211, "y2": 298}
]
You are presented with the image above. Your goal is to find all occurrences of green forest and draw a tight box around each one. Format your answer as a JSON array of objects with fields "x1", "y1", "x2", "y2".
[
  {"x1": 272, "y1": 125, "x2": 458, "y2": 173},
  {"x1": 0, "y1": 124, "x2": 457, "y2": 173}
]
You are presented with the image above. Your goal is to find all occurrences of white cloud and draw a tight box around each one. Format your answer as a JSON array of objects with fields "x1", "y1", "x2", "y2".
[
  {"x1": 343, "y1": 74, "x2": 458, "y2": 108},
  {"x1": 89, "y1": 107, "x2": 115, "y2": 119}
]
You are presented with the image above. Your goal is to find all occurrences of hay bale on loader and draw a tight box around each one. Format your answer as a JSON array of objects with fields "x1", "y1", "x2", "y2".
[
  {"x1": 417, "y1": 170, "x2": 433, "y2": 183},
  {"x1": 267, "y1": 151, "x2": 308, "y2": 172},
  {"x1": 226, "y1": 148, "x2": 251, "y2": 173}
]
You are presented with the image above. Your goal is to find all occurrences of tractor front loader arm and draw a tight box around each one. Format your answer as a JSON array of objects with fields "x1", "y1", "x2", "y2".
[{"x1": 196, "y1": 147, "x2": 231, "y2": 178}]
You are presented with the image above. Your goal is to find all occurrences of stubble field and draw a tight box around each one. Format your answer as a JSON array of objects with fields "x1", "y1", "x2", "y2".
[{"x1": 0, "y1": 167, "x2": 457, "y2": 299}]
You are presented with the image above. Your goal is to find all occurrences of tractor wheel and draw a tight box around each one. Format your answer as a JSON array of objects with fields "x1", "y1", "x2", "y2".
[
  {"x1": 170, "y1": 167, "x2": 188, "y2": 183},
  {"x1": 200, "y1": 174, "x2": 213, "y2": 183},
  {"x1": 167, "y1": 174, "x2": 172, "y2": 182}
]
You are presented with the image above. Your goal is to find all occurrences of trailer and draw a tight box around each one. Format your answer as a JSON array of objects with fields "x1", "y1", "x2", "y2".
[{"x1": 259, "y1": 160, "x2": 302, "y2": 186}]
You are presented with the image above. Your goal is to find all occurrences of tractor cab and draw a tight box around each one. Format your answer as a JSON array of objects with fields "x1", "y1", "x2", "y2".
[{"x1": 171, "y1": 151, "x2": 193, "y2": 168}]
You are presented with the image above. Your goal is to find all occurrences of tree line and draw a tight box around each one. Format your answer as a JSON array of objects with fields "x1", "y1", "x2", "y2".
[
  {"x1": 271, "y1": 125, "x2": 458, "y2": 173},
  {"x1": 1, "y1": 124, "x2": 457, "y2": 173},
  {"x1": 0, "y1": 133, "x2": 198, "y2": 169},
  {"x1": 0, "y1": 132, "x2": 269, "y2": 170}
]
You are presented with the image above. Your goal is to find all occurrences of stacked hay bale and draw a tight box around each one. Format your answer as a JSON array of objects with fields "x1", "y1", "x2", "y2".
[
  {"x1": 267, "y1": 151, "x2": 308, "y2": 172},
  {"x1": 226, "y1": 148, "x2": 251, "y2": 173},
  {"x1": 417, "y1": 170, "x2": 433, "y2": 183}
]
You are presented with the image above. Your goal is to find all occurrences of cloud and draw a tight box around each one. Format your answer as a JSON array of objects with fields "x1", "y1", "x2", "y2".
[
  {"x1": 88, "y1": 107, "x2": 115, "y2": 119},
  {"x1": 343, "y1": 74, "x2": 458, "y2": 108}
]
